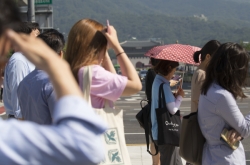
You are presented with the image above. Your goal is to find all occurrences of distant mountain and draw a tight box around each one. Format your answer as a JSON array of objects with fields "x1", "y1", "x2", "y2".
[{"x1": 53, "y1": 0, "x2": 250, "y2": 46}]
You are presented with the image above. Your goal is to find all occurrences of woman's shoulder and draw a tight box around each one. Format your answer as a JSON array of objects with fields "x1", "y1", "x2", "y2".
[
  {"x1": 204, "y1": 83, "x2": 235, "y2": 104},
  {"x1": 194, "y1": 69, "x2": 205, "y2": 77},
  {"x1": 78, "y1": 65, "x2": 107, "y2": 76},
  {"x1": 78, "y1": 65, "x2": 126, "y2": 81}
]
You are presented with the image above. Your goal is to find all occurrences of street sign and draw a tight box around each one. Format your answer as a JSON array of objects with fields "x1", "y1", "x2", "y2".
[
  {"x1": 19, "y1": 5, "x2": 53, "y2": 31},
  {"x1": 35, "y1": 0, "x2": 52, "y2": 5}
]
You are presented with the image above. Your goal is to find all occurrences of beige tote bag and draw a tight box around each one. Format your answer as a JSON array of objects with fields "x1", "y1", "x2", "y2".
[{"x1": 82, "y1": 66, "x2": 131, "y2": 165}]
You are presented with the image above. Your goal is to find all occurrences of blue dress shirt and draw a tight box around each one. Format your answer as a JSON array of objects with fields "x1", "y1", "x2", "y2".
[
  {"x1": 3, "y1": 52, "x2": 35, "y2": 118},
  {"x1": 17, "y1": 69, "x2": 56, "y2": 124},
  {"x1": 198, "y1": 83, "x2": 250, "y2": 165},
  {"x1": 151, "y1": 75, "x2": 175, "y2": 140},
  {"x1": 0, "y1": 96, "x2": 107, "y2": 165}
]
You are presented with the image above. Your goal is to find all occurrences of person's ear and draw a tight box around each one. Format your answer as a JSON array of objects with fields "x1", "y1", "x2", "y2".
[
  {"x1": 59, "y1": 50, "x2": 64, "y2": 59},
  {"x1": 205, "y1": 54, "x2": 211, "y2": 61}
]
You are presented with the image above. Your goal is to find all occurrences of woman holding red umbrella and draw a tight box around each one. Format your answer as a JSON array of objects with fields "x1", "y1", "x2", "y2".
[{"x1": 151, "y1": 59, "x2": 184, "y2": 165}]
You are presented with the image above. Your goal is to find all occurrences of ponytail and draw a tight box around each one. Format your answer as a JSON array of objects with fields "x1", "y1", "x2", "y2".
[{"x1": 193, "y1": 51, "x2": 201, "y2": 63}]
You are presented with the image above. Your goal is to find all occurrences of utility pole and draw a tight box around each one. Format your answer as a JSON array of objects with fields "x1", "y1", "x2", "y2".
[{"x1": 27, "y1": 0, "x2": 35, "y2": 22}]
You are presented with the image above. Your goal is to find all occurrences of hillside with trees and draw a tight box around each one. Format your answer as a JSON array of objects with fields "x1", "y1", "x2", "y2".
[{"x1": 53, "y1": 0, "x2": 250, "y2": 47}]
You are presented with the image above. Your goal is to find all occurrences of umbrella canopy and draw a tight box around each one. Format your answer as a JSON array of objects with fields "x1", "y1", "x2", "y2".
[{"x1": 145, "y1": 44, "x2": 201, "y2": 65}]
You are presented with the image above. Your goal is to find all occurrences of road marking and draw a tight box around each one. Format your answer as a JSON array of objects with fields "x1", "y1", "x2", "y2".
[
  {"x1": 238, "y1": 106, "x2": 249, "y2": 108},
  {"x1": 126, "y1": 113, "x2": 137, "y2": 115},
  {"x1": 131, "y1": 97, "x2": 143, "y2": 99},
  {"x1": 125, "y1": 98, "x2": 137, "y2": 101},
  {"x1": 180, "y1": 109, "x2": 191, "y2": 112},
  {"x1": 132, "y1": 94, "x2": 141, "y2": 96}
]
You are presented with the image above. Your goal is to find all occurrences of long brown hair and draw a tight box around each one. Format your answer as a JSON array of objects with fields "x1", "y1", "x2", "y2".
[
  {"x1": 65, "y1": 19, "x2": 107, "y2": 82},
  {"x1": 201, "y1": 42, "x2": 249, "y2": 99}
]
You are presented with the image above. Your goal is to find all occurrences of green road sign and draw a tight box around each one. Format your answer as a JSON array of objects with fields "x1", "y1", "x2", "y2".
[{"x1": 35, "y1": 0, "x2": 52, "y2": 5}]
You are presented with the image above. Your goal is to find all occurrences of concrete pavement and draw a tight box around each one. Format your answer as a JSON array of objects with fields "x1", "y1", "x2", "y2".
[{"x1": 128, "y1": 145, "x2": 186, "y2": 165}]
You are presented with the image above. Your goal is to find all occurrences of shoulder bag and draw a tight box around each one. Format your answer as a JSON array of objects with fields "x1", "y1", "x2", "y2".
[
  {"x1": 179, "y1": 110, "x2": 205, "y2": 165},
  {"x1": 156, "y1": 83, "x2": 181, "y2": 146},
  {"x1": 82, "y1": 66, "x2": 131, "y2": 165}
]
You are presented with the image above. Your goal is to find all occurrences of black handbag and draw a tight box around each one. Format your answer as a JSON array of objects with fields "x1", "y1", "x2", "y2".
[
  {"x1": 136, "y1": 99, "x2": 159, "y2": 156},
  {"x1": 156, "y1": 83, "x2": 181, "y2": 146},
  {"x1": 135, "y1": 99, "x2": 149, "y2": 129},
  {"x1": 179, "y1": 111, "x2": 205, "y2": 165}
]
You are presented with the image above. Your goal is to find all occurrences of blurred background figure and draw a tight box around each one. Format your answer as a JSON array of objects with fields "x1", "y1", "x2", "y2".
[
  {"x1": 26, "y1": 22, "x2": 40, "y2": 37},
  {"x1": 3, "y1": 21, "x2": 35, "y2": 119},
  {"x1": 17, "y1": 29, "x2": 65, "y2": 124},
  {"x1": 0, "y1": 69, "x2": 4, "y2": 102},
  {"x1": 191, "y1": 40, "x2": 221, "y2": 113},
  {"x1": 145, "y1": 57, "x2": 161, "y2": 165},
  {"x1": 189, "y1": 40, "x2": 221, "y2": 165}
]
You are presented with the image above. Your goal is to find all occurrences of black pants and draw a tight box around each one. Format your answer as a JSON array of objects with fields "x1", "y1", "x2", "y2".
[
  {"x1": 0, "y1": 87, "x2": 3, "y2": 100},
  {"x1": 154, "y1": 140, "x2": 183, "y2": 165},
  {"x1": 8, "y1": 114, "x2": 16, "y2": 119}
]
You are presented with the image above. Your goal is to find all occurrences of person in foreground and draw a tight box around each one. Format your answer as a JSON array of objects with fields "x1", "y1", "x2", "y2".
[
  {"x1": 151, "y1": 60, "x2": 184, "y2": 165},
  {"x1": 0, "y1": 0, "x2": 107, "y2": 164},
  {"x1": 198, "y1": 43, "x2": 249, "y2": 165},
  {"x1": 17, "y1": 29, "x2": 65, "y2": 124}
]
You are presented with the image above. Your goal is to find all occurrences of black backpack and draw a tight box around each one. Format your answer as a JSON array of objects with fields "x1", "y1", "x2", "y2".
[{"x1": 136, "y1": 99, "x2": 158, "y2": 155}]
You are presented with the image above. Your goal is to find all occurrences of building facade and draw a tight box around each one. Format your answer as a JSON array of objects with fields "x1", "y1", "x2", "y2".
[{"x1": 112, "y1": 39, "x2": 163, "y2": 69}]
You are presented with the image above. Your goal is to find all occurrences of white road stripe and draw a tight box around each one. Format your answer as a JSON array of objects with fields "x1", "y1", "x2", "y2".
[
  {"x1": 125, "y1": 98, "x2": 136, "y2": 101},
  {"x1": 126, "y1": 113, "x2": 138, "y2": 115},
  {"x1": 131, "y1": 94, "x2": 140, "y2": 97}
]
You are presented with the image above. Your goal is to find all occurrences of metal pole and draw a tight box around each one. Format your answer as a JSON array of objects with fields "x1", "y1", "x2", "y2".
[{"x1": 27, "y1": 0, "x2": 35, "y2": 22}]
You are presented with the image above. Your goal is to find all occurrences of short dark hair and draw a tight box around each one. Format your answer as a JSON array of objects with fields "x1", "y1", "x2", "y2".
[
  {"x1": 150, "y1": 58, "x2": 160, "y2": 66},
  {"x1": 193, "y1": 40, "x2": 221, "y2": 63},
  {"x1": 154, "y1": 60, "x2": 179, "y2": 76},
  {"x1": 38, "y1": 29, "x2": 65, "y2": 54},
  {"x1": 201, "y1": 42, "x2": 249, "y2": 99},
  {"x1": 25, "y1": 22, "x2": 40, "y2": 30},
  {"x1": 12, "y1": 22, "x2": 32, "y2": 34},
  {"x1": 0, "y1": 0, "x2": 21, "y2": 35}
]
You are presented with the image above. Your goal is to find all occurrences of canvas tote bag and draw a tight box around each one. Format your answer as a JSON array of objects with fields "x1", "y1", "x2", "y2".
[{"x1": 82, "y1": 66, "x2": 131, "y2": 165}]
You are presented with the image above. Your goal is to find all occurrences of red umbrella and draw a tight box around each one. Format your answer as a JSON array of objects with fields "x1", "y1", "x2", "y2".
[{"x1": 145, "y1": 44, "x2": 201, "y2": 65}]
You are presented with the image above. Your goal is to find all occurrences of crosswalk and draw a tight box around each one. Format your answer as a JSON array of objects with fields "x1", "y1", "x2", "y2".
[
  {"x1": 118, "y1": 90, "x2": 192, "y2": 103},
  {"x1": 118, "y1": 87, "x2": 250, "y2": 103}
]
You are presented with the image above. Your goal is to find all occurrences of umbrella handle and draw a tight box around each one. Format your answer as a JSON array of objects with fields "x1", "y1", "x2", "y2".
[{"x1": 181, "y1": 71, "x2": 185, "y2": 89}]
